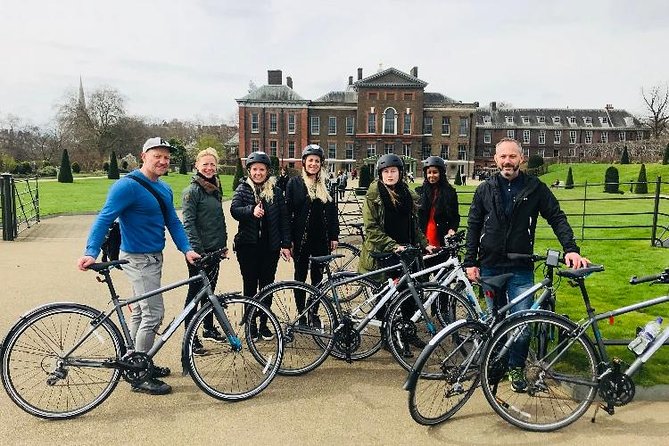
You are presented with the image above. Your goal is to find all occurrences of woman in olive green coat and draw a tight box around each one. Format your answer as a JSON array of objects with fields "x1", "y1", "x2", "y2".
[{"x1": 181, "y1": 147, "x2": 228, "y2": 354}]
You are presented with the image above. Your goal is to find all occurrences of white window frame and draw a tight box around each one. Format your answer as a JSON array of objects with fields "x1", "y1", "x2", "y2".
[
  {"x1": 552, "y1": 116, "x2": 561, "y2": 124},
  {"x1": 288, "y1": 141, "x2": 295, "y2": 158},
  {"x1": 459, "y1": 117, "x2": 469, "y2": 136},
  {"x1": 269, "y1": 113, "x2": 278, "y2": 134},
  {"x1": 569, "y1": 116, "x2": 577, "y2": 125},
  {"x1": 345, "y1": 116, "x2": 354, "y2": 135},
  {"x1": 269, "y1": 140, "x2": 278, "y2": 156},
  {"x1": 345, "y1": 142, "x2": 354, "y2": 159},
  {"x1": 537, "y1": 148, "x2": 545, "y2": 158},
  {"x1": 601, "y1": 131, "x2": 608, "y2": 143},
  {"x1": 328, "y1": 142, "x2": 336, "y2": 159},
  {"x1": 403, "y1": 144, "x2": 411, "y2": 157},
  {"x1": 310, "y1": 116, "x2": 320, "y2": 135},
  {"x1": 384, "y1": 143, "x2": 394, "y2": 154},
  {"x1": 484, "y1": 130, "x2": 491, "y2": 144},
  {"x1": 366, "y1": 142, "x2": 376, "y2": 157},
  {"x1": 584, "y1": 116, "x2": 592, "y2": 126},
  {"x1": 328, "y1": 116, "x2": 337, "y2": 135},
  {"x1": 523, "y1": 129, "x2": 531, "y2": 144},
  {"x1": 441, "y1": 116, "x2": 450, "y2": 136},
  {"x1": 521, "y1": 116, "x2": 530, "y2": 124},
  {"x1": 637, "y1": 131, "x2": 643, "y2": 141},
  {"x1": 619, "y1": 131, "x2": 626, "y2": 141},
  {"x1": 538, "y1": 130, "x2": 546, "y2": 145},
  {"x1": 457, "y1": 144, "x2": 467, "y2": 161},
  {"x1": 382, "y1": 107, "x2": 397, "y2": 135},
  {"x1": 440, "y1": 144, "x2": 449, "y2": 159},
  {"x1": 585, "y1": 130, "x2": 593, "y2": 144},
  {"x1": 251, "y1": 113, "x2": 259, "y2": 133},
  {"x1": 569, "y1": 130, "x2": 577, "y2": 144},
  {"x1": 554, "y1": 130, "x2": 561, "y2": 144},
  {"x1": 423, "y1": 116, "x2": 433, "y2": 135},
  {"x1": 288, "y1": 113, "x2": 296, "y2": 134},
  {"x1": 505, "y1": 116, "x2": 514, "y2": 124},
  {"x1": 367, "y1": 113, "x2": 376, "y2": 134},
  {"x1": 507, "y1": 129, "x2": 515, "y2": 139},
  {"x1": 483, "y1": 115, "x2": 492, "y2": 124},
  {"x1": 251, "y1": 139, "x2": 259, "y2": 151},
  {"x1": 537, "y1": 116, "x2": 546, "y2": 124},
  {"x1": 403, "y1": 113, "x2": 411, "y2": 135}
]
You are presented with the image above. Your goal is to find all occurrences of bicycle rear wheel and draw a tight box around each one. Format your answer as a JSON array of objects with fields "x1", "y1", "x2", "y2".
[
  {"x1": 480, "y1": 314, "x2": 598, "y2": 432},
  {"x1": 256, "y1": 282, "x2": 335, "y2": 375},
  {"x1": 331, "y1": 242, "x2": 360, "y2": 273},
  {"x1": 386, "y1": 285, "x2": 477, "y2": 371},
  {"x1": 1, "y1": 303, "x2": 124, "y2": 419},
  {"x1": 184, "y1": 296, "x2": 283, "y2": 401},
  {"x1": 408, "y1": 320, "x2": 486, "y2": 425}
]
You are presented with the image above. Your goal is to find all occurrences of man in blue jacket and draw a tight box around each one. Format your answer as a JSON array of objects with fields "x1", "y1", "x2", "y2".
[
  {"x1": 77, "y1": 137, "x2": 199, "y2": 395},
  {"x1": 464, "y1": 137, "x2": 588, "y2": 392}
]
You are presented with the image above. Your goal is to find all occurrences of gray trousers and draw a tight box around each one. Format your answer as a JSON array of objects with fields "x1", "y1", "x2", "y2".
[{"x1": 119, "y1": 251, "x2": 164, "y2": 353}]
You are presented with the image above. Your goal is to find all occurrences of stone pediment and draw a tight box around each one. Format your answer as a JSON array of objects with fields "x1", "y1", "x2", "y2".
[{"x1": 354, "y1": 67, "x2": 427, "y2": 89}]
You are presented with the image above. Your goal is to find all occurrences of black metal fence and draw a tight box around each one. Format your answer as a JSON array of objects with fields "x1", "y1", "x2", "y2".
[
  {"x1": 1, "y1": 173, "x2": 40, "y2": 241},
  {"x1": 336, "y1": 176, "x2": 669, "y2": 248}
]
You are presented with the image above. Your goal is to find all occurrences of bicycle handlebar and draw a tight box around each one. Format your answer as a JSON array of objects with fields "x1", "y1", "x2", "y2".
[
  {"x1": 630, "y1": 268, "x2": 669, "y2": 285},
  {"x1": 193, "y1": 248, "x2": 228, "y2": 268}
]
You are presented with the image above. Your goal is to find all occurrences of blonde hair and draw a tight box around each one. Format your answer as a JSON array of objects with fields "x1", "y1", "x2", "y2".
[{"x1": 196, "y1": 147, "x2": 219, "y2": 164}]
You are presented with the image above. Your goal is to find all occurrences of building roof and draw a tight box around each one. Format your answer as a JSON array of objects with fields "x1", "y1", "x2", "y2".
[
  {"x1": 236, "y1": 85, "x2": 308, "y2": 103},
  {"x1": 224, "y1": 132, "x2": 239, "y2": 147},
  {"x1": 313, "y1": 90, "x2": 358, "y2": 103},
  {"x1": 354, "y1": 67, "x2": 428, "y2": 89},
  {"x1": 424, "y1": 92, "x2": 458, "y2": 105},
  {"x1": 476, "y1": 107, "x2": 643, "y2": 129}
]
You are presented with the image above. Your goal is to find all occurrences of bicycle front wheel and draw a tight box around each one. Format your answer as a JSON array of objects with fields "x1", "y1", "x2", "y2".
[
  {"x1": 1, "y1": 303, "x2": 124, "y2": 419},
  {"x1": 184, "y1": 296, "x2": 283, "y2": 401},
  {"x1": 386, "y1": 285, "x2": 477, "y2": 371},
  {"x1": 331, "y1": 242, "x2": 360, "y2": 273},
  {"x1": 408, "y1": 320, "x2": 487, "y2": 425},
  {"x1": 256, "y1": 282, "x2": 335, "y2": 376},
  {"x1": 480, "y1": 314, "x2": 598, "y2": 432}
]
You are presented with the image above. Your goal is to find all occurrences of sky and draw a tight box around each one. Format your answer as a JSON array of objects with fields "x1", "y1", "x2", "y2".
[{"x1": 1, "y1": 0, "x2": 668, "y2": 128}]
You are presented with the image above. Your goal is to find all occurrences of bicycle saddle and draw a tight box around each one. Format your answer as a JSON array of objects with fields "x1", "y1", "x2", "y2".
[
  {"x1": 88, "y1": 260, "x2": 129, "y2": 272},
  {"x1": 478, "y1": 273, "x2": 515, "y2": 290},
  {"x1": 309, "y1": 254, "x2": 345, "y2": 265},
  {"x1": 557, "y1": 265, "x2": 605, "y2": 279}
]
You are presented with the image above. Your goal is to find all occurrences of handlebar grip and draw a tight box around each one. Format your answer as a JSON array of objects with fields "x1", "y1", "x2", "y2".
[{"x1": 630, "y1": 274, "x2": 662, "y2": 285}]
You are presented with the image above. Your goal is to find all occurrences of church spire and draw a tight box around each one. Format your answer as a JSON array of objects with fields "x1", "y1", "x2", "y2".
[{"x1": 78, "y1": 76, "x2": 86, "y2": 110}]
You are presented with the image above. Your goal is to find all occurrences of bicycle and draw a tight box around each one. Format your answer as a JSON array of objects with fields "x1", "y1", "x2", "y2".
[
  {"x1": 0, "y1": 250, "x2": 284, "y2": 419},
  {"x1": 256, "y1": 246, "x2": 477, "y2": 375},
  {"x1": 404, "y1": 250, "x2": 593, "y2": 425},
  {"x1": 477, "y1": 266, "x2": 669, "y2": 432},
  {"x1": 330, "y1": 222, "x2": 363, "y2": 272}
]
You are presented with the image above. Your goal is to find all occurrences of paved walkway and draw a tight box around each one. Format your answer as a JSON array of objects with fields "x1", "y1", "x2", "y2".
[{"x1": 1, "y1": 206, "x2": 669, "y2": 445}]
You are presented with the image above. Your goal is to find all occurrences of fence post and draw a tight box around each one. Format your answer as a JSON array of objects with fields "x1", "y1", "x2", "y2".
[
  {"x1": 650, "y1": 176, "x2": 661, "y2": 247},
  {"x1": 1, "y1": 173, "x2": 17, "y2": 241},
  {"x1": 581, "y1": 180, "x2": 588, "y2": 241}
]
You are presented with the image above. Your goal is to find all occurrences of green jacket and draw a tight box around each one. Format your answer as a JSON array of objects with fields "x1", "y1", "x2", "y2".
[
  {"x1": 359, "y1": 181, "x2": 428, "y2": 273},
  {"x1": 181, "y1": 175, "x2": 227, "y2": 253}
]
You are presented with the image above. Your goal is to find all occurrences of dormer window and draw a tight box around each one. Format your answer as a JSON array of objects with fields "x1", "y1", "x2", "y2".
[
  {"x1": 482, "y1": 115, "x2": 492, "y2": 124},
  {"x1": 600, "y1": 116, "x2": 609, "y2": 125},
  {"x1": 537, "y1": 116, "x2": 546, "y2": 124},
  {"x1": 584, "y1": 116, "x2": 592, "y2": 126},
  {"x1": 521, "y1": 116, "x2": 530, "y2": 124},
  {"x1": 505, "y1": 116, "x2": 514, "y2": 124},
  {"x1": 552, "y1": 116, "x2": 561, "y2": 124},
  {"x1": 569, "y1": 116, "x2": 577, "y2": 125}
]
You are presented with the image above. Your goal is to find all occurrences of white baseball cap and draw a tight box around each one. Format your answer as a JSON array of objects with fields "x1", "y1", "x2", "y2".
[{"x1": 142, "y1": 137, "x2": 175, "y2": 153}]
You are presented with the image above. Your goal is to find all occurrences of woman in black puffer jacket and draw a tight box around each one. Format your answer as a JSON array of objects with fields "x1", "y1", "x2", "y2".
[
  {"x1": 231, "y1": 151, "x2": 291, "y2": 340},
  {"x1": 285, "y1": 145, "x2": 339, "y2": 325}
]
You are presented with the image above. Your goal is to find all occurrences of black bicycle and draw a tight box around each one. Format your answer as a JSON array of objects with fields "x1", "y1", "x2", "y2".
[{"x1": 0, "y1": 250, "x2": 284, "y2": 419}]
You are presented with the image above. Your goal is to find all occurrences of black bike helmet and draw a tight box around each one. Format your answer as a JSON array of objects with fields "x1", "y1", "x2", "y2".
[
  {"x1": 376, "y1": 154, "x2": 404, "y2": 176},
  {"x1": 301, "y1": 144, "x2": 325, "y2": 161},
  {"x1": 246, "y1": 151, "x2": 271, "y2": 168},
  {"x1": 422, "y1": 155, "x2": 445, "y2": 171}
]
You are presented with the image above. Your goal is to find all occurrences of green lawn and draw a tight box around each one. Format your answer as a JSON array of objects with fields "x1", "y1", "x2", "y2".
[{"x1": 37, "y1": 174, "x2": 235, "y2": 216}]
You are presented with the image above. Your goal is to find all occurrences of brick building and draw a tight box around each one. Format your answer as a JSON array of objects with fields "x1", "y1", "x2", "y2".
[
  {"x1": 236, "y1": 67, "x2": 478, "y2": 178},
  {"x1": 474, "y1": 102, "x2": 649, "y2": 170}
]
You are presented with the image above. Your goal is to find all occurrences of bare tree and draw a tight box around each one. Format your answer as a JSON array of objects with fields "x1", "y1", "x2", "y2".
[{"x1": 642, "y1": 84, "x2": 669, "y2": 139}]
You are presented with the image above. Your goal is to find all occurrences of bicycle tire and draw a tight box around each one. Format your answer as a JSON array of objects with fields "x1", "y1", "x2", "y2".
[
  {"x1": 184, "y1": 296, "x2": 283, "y2": 401},
  {"x1": 1, "y1": 303, "x2": 124, "y2": 419},
  {"x1": 480, "y1": 313, "x2": 598, "y2": 432},
  {"x1": 407, "y1": 320, "x2": 487, "y2": 425},
  {"x1": 331, "y1": 242, "x2": 360, "y2": 273},
  {"x1": 386, "y1": 285, "x2": 477, "y2": 372},
  {"x1": 256, "y1": 281, "x2": 335, "y2": 376}
]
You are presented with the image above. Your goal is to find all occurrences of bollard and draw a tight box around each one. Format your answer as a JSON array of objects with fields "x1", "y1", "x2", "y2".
[{"x1": 1, "y1": 173, "x2": 17, "y2": 241}]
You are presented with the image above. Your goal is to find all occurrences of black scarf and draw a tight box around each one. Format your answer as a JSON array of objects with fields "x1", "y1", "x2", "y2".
[{"x1": 378, "y1": 181, "x2": 414, "y2": 245}]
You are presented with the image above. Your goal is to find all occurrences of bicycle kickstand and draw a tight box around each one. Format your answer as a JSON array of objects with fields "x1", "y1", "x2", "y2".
[{"x1": 590, "y1": 402, "x2": 615, "y2": 423}]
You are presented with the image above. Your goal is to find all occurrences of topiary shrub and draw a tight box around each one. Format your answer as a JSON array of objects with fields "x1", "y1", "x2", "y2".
[
  {"x1": 604, "y1": 166, "x2": 620, "y2": 194},
  {"x1": 620, "y1": 146, "x2": 630, "y2": 164},
  {"x1": 38, "y1": 165, "x2": 58, "y2": 177},
  {"x1": 232, "y1": 158, "x2": 244, "y2": 191},
  {"x1": 454, "y1": 171, "x2": 462, "y2": 185},
  {"x1": 103, "y1": 161, "x2": 109, "y2": 172},
  {"x1": 108, "y1": 151, "x2": 120, "y2": 179},
  {"x1": 57, "y1": 149, "x2": 73, "y2": 183},
  {"x1": 71, "y1": 162, "x2": 81, "y2": 174},
  {"x1": 527, "y1": 154, "x2": 544, "y2": 169},
  {"x1": 179, "y1": 155, "x2": 188, "y2": 174},
  {"x1": 634, "y1": 163, "x2": 648, "y2": 194},
  {"x1": 565, "y1": 166, "x2": 574, "y2": 189}
]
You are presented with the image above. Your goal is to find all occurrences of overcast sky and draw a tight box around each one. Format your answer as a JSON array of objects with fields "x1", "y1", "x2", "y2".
[{"x1": 1, "y1": 0, "x2": 667, "y2": 128}]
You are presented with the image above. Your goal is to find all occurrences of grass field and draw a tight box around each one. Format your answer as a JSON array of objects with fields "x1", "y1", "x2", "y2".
[{"x1": 29, "y1": 165, "x2": 669, "y2": 384}]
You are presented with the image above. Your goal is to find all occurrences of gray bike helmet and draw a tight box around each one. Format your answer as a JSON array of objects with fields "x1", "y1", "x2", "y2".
[
  {"x1": 301, "y1": 144, "x2": 325, "y2": 161},
  {"x1": 246, "y1": 151, "x2": 271, "y2": 168},
  {"x1": 422, "y1": 155, "x2": 446, "y2": 173},
  {"x1": 376, "y1": 154, "x2": 404, "y2": 176}
]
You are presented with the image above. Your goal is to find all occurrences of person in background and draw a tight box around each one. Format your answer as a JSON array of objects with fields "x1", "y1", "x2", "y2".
[
  {"x1": 231, "y1": 151, "x2": 292, "y2": 339},
  {"x1": 77, "y1": 137, "x2": 199, "y2": 395},
  {"x1": 336, "y1": 169, "x2": 348, "y2": 200},
  {"x1": 277, "y1": 166, "x2": 289, "y2": 192},
  {"x1": 417, "y1": 155, "x2": 459, "y2": 248},
  {"x1": 181, "y1": 147, "x2": 228, "y2": 356},
  {"x1": 358, "y1": 154, "x2": 435, "y2": 357},
  {"x1": 464, "y1": 137, "x2": 589, "y2": 393},
  {"x1": 285, "y1": 144, "x2": 339, "y2": 326}
]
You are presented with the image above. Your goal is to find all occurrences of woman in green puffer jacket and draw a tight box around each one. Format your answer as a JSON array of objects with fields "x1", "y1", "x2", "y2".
[{"x1": 181, "y1": 147, "x2": 228, "y2": 355}]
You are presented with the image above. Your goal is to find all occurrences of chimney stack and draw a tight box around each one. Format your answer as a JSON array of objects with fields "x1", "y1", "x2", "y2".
[
  {"x1": 605, "y1": 104, "x2": 614, "y2": 110},
  {"x1": 357, "y1": 67, "x2": 363, "y2": 80},
  {"x1": 490, "y1": 101, "x2": 497, "y2": 112},
  {"x1": 268, "y1": 70, "x2": 282, "y2": 85},
  {"x1": 286, "y1": 76, "x2": 293, "y2": 89},
  {"x1": 410, "y1": 66, "x2": 418, "y2": 77},
  {"x1": 348, "y1": 76, "x2": 353, "y2": 86}
]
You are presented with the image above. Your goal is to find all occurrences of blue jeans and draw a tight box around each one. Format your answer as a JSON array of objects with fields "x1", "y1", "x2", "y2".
[{"x1": 480, "y1": 266, "x2": 534, "y2": 369}]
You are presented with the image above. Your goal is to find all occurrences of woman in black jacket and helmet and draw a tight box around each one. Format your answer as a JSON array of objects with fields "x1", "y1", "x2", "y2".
[
  {"x1": 417, "y1": 155, "x2": 460, "y2": 247},
  {"x1": 285, "y1": 144, "x2": 339, "y2": 326},
  {"x1": 231, "y1": 151, "x2": 292, "y2": 340}
]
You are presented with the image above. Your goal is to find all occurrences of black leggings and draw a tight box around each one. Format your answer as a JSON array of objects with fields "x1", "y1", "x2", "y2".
[
  {"x1": 293, "y1": 254, "x2": 324, "y2": 313},
  {"x1": 236, "y1": 244, "x2": 280, "y2": 326},
  {"x1": 184, "y1": 259, "x2": 220, "y2": 331}
]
